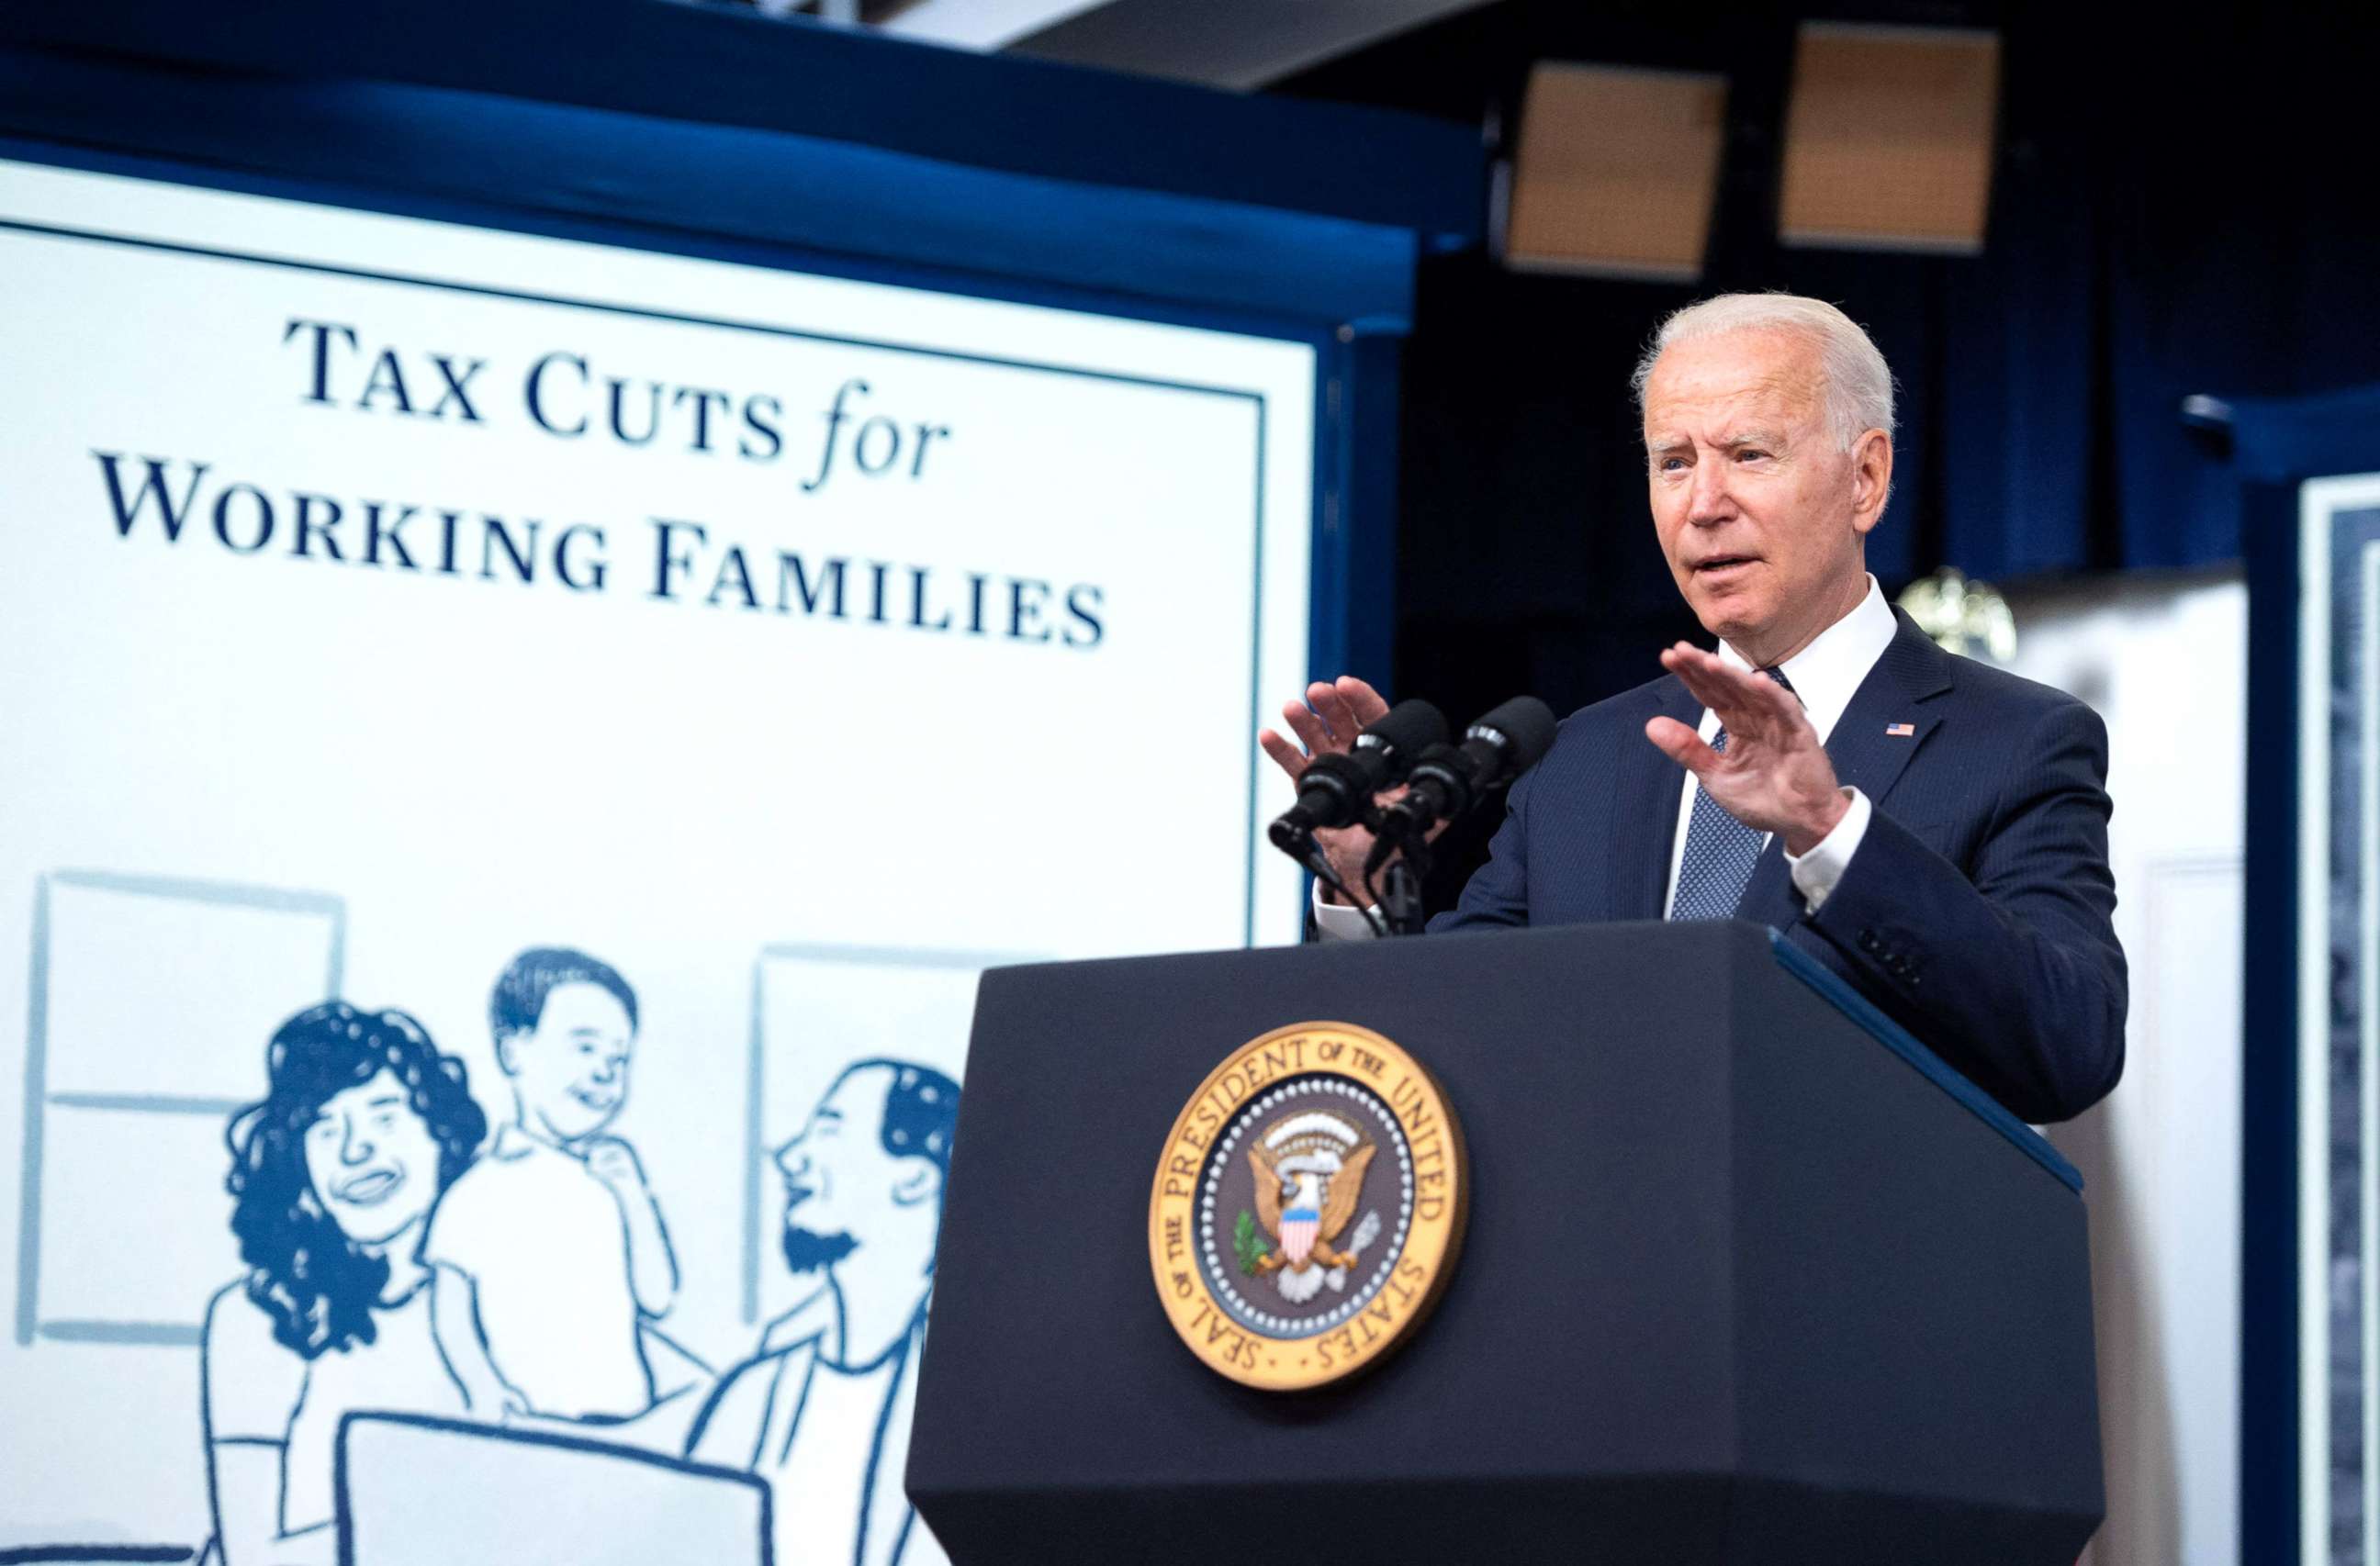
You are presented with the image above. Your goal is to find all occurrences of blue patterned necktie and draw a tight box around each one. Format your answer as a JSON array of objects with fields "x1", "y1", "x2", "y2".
[{"x1": 1667, "y1": 666, "x2": 1796, "y2": 922}]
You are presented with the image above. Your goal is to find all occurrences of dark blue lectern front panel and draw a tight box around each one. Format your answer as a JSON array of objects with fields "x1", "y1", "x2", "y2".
[{"x1": 911, "y1": 921, "x2": 2099, "y2": 1564}]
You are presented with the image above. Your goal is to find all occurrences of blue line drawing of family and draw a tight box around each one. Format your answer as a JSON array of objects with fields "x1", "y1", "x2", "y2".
[{"x1": 199, "y1": 945, "x2": 958, "y2": 1566}]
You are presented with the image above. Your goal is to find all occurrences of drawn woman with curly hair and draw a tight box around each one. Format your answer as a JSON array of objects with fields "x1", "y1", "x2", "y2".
[{"x1": 200, "y1": 1001, "x2": 508, "y2": 1566}]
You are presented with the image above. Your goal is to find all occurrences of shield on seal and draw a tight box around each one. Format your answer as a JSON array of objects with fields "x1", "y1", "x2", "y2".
[{"x1": 1279, "y1": 1207, "x2": 1319, "y2": 1267}]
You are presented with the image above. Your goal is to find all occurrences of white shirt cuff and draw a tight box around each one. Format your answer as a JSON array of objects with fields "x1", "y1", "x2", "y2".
[
  {"x1": 1310, "y1": 882, "x2": 1385, "y2": 941},
  {"x1": 1783, "y1": 787, "x2": 1870, "y2": 912}
]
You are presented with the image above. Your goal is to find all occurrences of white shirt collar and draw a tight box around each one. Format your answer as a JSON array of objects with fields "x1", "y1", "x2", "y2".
[
  {"x1": 762, "y1": 1281, "x2": 842, "y2": 1354},
  {"x1": 1711, "y1": 574, "x2": 1897, "y2": 744},
  {"x1": 491, "y1": 1122, "x2": 557, "y2": 1161}
]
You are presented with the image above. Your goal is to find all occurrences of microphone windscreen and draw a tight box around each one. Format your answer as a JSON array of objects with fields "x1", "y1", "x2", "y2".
[
  {"x1": 1362, "y1": 698, "x2": 1451, "y2": 759},
  {"x1": 1471, "y1": 696, "x2": 1558, "y2": 771}
]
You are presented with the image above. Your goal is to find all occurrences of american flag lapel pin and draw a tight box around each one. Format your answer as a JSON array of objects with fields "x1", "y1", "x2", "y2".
[{"x1": 1885, "y1": 721, "x2": 1916, "y2": 737}]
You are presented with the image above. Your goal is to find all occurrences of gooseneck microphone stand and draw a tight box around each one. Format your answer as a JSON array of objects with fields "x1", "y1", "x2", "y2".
[{"x1": 1363, "y1": 812, "x2": 1432, "y2": 937}]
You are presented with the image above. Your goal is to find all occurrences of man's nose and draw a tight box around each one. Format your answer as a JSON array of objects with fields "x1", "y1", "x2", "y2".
[
  {"x1": 1685, "y1": 455, "x2": 1736, "y2": 525},
  {"x1": 340, "y1": 1116, "x2": 373, "y2": 1165},
  {"x1": 775, "y1": 1140, "x2": 806, "y2": 1177}
]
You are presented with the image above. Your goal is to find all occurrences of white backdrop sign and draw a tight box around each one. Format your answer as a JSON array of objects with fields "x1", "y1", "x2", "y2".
[{"x1": 0, "y1": 158, "x2": 1316, "y2": 1563}]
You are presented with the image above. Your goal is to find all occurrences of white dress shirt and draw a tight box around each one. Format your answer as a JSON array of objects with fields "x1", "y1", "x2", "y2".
[{"x1": 1315, "y1": 575, "x2": 1898, "y2": 939}]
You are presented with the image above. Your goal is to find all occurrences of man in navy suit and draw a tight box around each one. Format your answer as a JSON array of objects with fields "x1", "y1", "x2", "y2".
[{"x1": 1261, "y1": 294, "x2": 2124, "y2": 1124}]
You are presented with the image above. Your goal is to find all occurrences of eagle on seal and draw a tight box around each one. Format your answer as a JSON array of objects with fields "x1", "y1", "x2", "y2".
[{"x1": 1249, "y1": 1110, "x2": 1376, "y2": 1301}]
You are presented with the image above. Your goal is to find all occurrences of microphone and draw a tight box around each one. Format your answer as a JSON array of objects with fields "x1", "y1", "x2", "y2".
[
  {"x1": 1375, "y1": 695, "x2": 1559, "y2": 844},
  {"x1": 1266, "y1": 699, "x2": 1449, "y2": 855}
]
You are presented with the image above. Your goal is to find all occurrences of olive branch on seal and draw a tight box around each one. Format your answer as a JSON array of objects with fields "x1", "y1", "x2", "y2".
[{"x1": 1232, "y1": 1209, "x2": 1271, "y2": 1277}]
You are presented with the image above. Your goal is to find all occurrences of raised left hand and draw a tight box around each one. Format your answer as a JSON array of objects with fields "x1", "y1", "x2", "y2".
[{"x1": 1644, "y1": 643, "x2": 1848, "y2": 855}]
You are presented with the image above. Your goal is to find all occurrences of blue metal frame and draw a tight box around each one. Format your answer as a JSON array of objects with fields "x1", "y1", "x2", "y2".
[
  {"x1": 0, "y1": 50, "x2": 1430, "y2": 335},
  {"x1": 2241, "y1": 482, "x2": 2301, "y2": 1566},
  {"x1": 0, "y1": 118, "x2": 1383, "y2": 347},
  {"x1": 1320, "y1": 331, "x2": 1405, "y2": 693},
  {"x1": 0, "y1": 0, "x2": 1484, "y2": 247}
]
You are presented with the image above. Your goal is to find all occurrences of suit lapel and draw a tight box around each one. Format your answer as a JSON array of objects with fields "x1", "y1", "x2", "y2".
[
  {"x1": 1609, "y1": 677, "x2": 1700, "y2": 920},
  {"x1": 1822, "y1": 613, "x2": 1953, "y2": 810},
  {"x1": 1734, "y1": 611, "x2": 1956, "y2": 928}
]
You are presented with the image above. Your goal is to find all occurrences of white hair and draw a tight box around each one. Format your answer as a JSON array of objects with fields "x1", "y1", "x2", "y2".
[{"x1": 1630, "y1": 293, "x2": 1896, "y2": 452}]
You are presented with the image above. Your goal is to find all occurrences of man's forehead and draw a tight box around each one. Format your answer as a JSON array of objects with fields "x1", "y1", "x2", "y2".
[
  {"x1": 1641, "y1": 332, "x2": 1822, "y2": 433},
  {"x1": 817, "y1": 1063, "x2": 894, "y2": 1124}
]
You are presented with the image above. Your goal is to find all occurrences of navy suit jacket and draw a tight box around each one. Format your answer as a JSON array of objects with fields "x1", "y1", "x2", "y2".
[{"x1": 1432, "y1": 610, "x2": 2127, "y2": 1124}]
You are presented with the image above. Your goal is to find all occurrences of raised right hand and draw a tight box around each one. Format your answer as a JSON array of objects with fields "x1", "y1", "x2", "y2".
[
  {"x1": 583, "y1": 1135, "x2": 647, "y2": 1191},
  {"x1": 1256, "y1": 677, "x2": 1393, "y2": 905}
]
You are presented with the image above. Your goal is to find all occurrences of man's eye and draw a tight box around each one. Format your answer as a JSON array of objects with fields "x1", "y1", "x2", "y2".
[{"x1": 1736, "y1": 450, "x2": 1769, "y2": 462}]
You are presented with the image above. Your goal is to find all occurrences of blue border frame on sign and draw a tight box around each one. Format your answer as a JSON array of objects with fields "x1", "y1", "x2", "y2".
[{"x1": 0, "y1": 189, "x2": 1288, "y2": 934}]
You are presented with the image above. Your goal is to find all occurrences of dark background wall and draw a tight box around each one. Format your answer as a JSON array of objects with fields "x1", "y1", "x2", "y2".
[{"x1": 1275, "y1": 0, "x2": 2380, "y2": 729}]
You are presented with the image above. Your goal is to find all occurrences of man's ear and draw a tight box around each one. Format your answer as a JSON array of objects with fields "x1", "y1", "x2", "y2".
[
  {"x1": 891, "y1": 1159, "x2": 943, "y2": 1208},
  {"x1": 494, "y1": 1030, "x2": 522, "y2": 1077},
  {"x1": 1850, "y1": 429, "x2": 1893, "y2": 535}
]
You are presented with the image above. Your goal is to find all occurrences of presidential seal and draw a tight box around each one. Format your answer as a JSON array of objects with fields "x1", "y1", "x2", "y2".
[{"x1": 1147, "y1": 1021, "x2": 1466, "y2": 1391}]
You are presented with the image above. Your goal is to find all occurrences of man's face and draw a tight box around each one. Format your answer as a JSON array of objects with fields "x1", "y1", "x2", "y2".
[
  {"x1": 500, "y1": 980, "x2": 634, "y2": 1144},
  {"x1": 775, "y1": 1065, "x2": 919, "y2": 1273},
  {"x1": 1642, "y1": 329, "x2": 1885, "y2": 660}
]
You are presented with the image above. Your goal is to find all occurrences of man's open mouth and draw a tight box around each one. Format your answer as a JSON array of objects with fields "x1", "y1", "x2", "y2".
[
  {"x1": 569, "y1": 1086, "x2": 619, "y2": 1110},
  {"x1": 1694, "y1": 554, "x2": 1759, "y2": 575}
]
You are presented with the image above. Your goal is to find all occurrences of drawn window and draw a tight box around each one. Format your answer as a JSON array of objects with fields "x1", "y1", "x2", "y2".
[{"x1": 17, "y1": 871, "x2": 344, "y2": 1346}]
